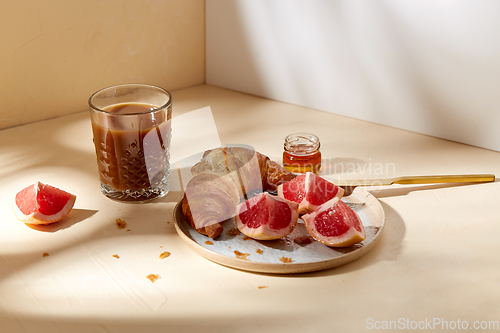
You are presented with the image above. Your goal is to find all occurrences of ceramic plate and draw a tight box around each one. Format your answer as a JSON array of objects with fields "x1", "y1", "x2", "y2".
[{"x1": 173, "y1": 187, "x2": 385, "y2": 274}]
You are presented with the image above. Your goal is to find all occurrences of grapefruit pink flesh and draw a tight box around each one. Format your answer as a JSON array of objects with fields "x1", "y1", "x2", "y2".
[
  {"x1": 277, "y1": 174, "x2": 305, "y2": 203},
  {"x1": 302, "y1": 199, "x2": 365, "y2": 247},
  {"x1": 278, "y1": 172, "x2": 344, "y2": 214},
  {"x1": 13, "y1": 182, "x2": 76, "y2": 224},
  {"x1": 236, "y1": 192, "x2": 298, "y2": 240},
  {"x1": 238, "y1": 195, "x2": 269, "y2": 229}
]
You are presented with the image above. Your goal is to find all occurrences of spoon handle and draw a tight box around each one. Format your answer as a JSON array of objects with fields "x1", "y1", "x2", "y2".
[
  {"x1": 392, "y1": 174, "x2": 496, "y2": 185},
  {"x1": 336, "y1": 174, "x2": 496, "y2": 187}
]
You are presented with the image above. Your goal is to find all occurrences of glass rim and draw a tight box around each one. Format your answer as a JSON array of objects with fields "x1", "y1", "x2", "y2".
[{"x1": 88, "y1": 83, "x2": 172, "y2": 115}]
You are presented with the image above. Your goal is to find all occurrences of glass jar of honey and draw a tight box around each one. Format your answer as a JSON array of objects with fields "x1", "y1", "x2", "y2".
[{"x1": 283, "y1": 133, "x2": 321, "y2": 173}]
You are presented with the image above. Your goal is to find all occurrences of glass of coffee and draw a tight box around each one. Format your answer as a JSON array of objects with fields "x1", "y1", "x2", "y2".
[{"x1": 89, "y1": 84, "x2": 172, "y2": 202}]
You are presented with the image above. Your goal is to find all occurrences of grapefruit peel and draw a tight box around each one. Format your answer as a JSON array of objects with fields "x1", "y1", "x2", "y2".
[
  {"x1": 13, "y1": 182, "x2": 76, "y2": 225},
  {"x1": 277, "y1": 172, "x2": 344, "y2": 215}
]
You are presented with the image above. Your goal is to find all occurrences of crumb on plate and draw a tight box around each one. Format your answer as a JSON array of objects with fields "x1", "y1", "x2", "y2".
[
  {"x1": 205, "y1": 240, "x2": 214, "y2": 245},
  {"x1": 256, "y1": 249, "x2": 263, "y2": 254},
  {"x1": 234, "y1": 250, "x2": 250, "y2": 260},
  {"x1": 226, "y1": 228, "x2": 241, "y2": 236},
  {"x1": 293, "y1": 235, "x2": 313, "y2": 245},
  {"x1": 280, "y1": 256, "x2": 292, "y2": 263}
]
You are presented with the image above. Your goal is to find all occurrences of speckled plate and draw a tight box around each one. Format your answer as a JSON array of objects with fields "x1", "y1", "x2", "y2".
[{"x1": 173, "y1": 187, "x2": 385, "y2": 274}]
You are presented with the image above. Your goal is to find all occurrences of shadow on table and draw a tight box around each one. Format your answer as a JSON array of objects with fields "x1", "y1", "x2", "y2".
[
  {"x1": 27, "y1": 209, "x2": 98, "y2": 233},
  {"x1": 283, "y1": 180, "x2": 498, "y2": 278},
  {"x1": 266, "y1": 200, "x2": 405, "y2": 278},
  {"x1": 0, "y1": 311, "x2": 339, "y2": 333}
]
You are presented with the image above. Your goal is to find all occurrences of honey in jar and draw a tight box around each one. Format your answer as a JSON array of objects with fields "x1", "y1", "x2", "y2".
[{"x1": 283, "y1": 133, "x2": 321, "y2": 173}]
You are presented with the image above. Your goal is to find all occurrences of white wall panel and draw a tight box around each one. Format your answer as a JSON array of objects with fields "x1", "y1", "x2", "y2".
[{"x1": 206, "y1": 0, "x2": 500, "y2": 151}]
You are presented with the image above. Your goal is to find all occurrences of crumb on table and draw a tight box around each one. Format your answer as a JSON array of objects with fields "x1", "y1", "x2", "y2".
[
  {"x1": 115, "y1": 218, "x2": 127, "y2": 229},
  {"x1": 159, "y1": 251, "x2": 171, "y2": 259},
  {"x1": 146, "y1": 274, "x2": 160, "y2": 283},
  {"x1": 112, "y1": 254, "x2": 120, "y2": 259},
  {"x1": 258, "y1": 286, "x2": 268, "y2": 289},
  {"x1": 42, "y1": 252, "x2": 49, "y2": 257}
]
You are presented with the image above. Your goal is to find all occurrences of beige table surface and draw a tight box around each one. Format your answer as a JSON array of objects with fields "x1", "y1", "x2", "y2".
[{"x1": 1, "y1": 84, "x2": 500, "y2": 332}]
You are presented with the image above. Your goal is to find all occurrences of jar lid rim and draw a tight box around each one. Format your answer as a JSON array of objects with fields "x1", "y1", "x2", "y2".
[{"x1": 284, "y1": 132, "x2": 320, "y2": 153}]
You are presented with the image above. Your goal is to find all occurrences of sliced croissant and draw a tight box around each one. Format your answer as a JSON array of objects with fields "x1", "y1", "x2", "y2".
[
  {"x1": 182, "y1": 147, "x2": 295, "y2": 238},
  {"x1": 182, "y1": 173, "x2": 240, "y2": 238}
]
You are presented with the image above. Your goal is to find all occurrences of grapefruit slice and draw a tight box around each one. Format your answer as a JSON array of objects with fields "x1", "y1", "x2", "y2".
[
  {"x1": 302, "y1": 199, "x2": 365, "y2": 247},
  {"x1": 277, "y1": 173, "x2": 306, "y2": 205},
  {"x1": 235, "y1": 192, "x2": 298, "y2": 240},
  {"x1": 277, "y1": 172, "x2": 344, "y2": 215},
  {"x1": 13, "y1": 182, "x2": 76, "y2": 225}
]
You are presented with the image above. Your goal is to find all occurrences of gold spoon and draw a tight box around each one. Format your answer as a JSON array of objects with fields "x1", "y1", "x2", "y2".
[{"x1": 334, "y1": 174, "x2": 496, "y2": 196}]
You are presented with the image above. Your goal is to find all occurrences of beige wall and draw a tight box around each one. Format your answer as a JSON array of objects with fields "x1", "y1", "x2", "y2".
[
  {"x1": 207, "y1": 0, "x2": 500, "y2": 152},
  {"x1": 0, "y1": 0, "x2": 205, "y2": 129}
]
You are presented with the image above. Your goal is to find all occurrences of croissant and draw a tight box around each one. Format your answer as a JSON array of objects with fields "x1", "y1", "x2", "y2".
[{"x1": 182, "y1": 147, "x2": 295, "y2": 238}]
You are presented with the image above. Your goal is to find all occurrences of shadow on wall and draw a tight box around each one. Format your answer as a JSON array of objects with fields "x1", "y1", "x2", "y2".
[{"x1": 206, "y1": 0, "x2": 500, "y2": 152}]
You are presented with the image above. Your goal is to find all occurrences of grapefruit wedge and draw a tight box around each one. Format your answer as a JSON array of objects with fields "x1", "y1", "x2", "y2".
[
  {"x1": 277, "y1": 172, "x2": 344, "y2": 215},
  {"x1": 13, "y1": 182, "x2": 76, "y2": 225},
  {"x1": 235, "y1": 192, "x2": 298, "y2": 240},
  {"x1": 302, "y1": 199, "x2": 365, "y2": 247}
]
